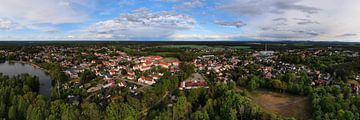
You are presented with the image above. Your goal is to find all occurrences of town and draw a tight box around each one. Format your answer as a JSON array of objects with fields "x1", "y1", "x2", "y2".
[{"x1": 0, "y1": 42, "x2": 360, "y2": 120}]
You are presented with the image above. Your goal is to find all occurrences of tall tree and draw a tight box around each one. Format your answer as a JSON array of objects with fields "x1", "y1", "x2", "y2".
[
  {"x1": 174, "y1": 96, "x2": 187, "y2": 120},
  {"x1": 106, "y1": 102, "x2": 137, "y2": 120}
]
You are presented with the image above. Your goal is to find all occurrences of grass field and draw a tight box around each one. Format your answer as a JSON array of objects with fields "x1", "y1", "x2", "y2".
[
  {"x1": 160, "y1": 45, "x2": 210, "y2": 48},
  {"x1": 250, "y1": 90, "x2": 311, "y2": 120},
  {"x1": 160, "y1": 45, "x2": 251, "y2": 49},
  {"x1": 227, "y1": 46, "x2": 251, "y2": 49}
]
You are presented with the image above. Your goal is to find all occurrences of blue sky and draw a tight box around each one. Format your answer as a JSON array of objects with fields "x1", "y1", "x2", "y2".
[{"x1": 0, "y1": 0, "x2": 359, "y2": 41}]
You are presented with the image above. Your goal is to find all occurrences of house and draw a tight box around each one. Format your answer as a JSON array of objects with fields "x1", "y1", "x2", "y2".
[
  {"x1": 140, "y1": 66, "x2": 151, "y2": 71},
  {"x1": 103, "y1": 83, "x2": 114, "y2": 88},
  {"x1": 102, "y1": 80, "x2": 115, "y2": 88},
  {"x1": 87, "y1": 84, "x2": 102, "y2": 93},
  {"x1": 171, "y1": 60, "x2": 180, "y2": 66},
  {"x1": 152, "y1": 75, "x2": 160, "y2": 80},
  {"x1": 159, "y1": 61, "x2": 170, "y2": 68},
  {"x1": 128, "y1": 70, "x2": 135, "y2": 76},
  {"x1": 149, "y1": 56, "x2": 163, "y2": 60},
  {"x1": 127, "y1": 75, "x2": 135, "y2": 80},
  {"x1": 265, "y1": 72, "x2": 272, "y2": 79},
  {"x1": 118, "y1": 81, "x2": 127, "y2": 87},
  {"x1": 138, "y1": 76, "x2": 155, "y2": 85},
  {"x1": 143, "y1": 61, "x2": 153, "y2": 66},
  {"x1": 109, "y1": 70, "x2": 118, "y2": 76},
  {"x1": 64, "y1": 70, "x2": 79, "y2": 78},
  {"x1": 104, "y1": 74, "x2": 112, "y2": 80},
  {"x1": 133, "y1": 65, "x2": 141, "y2": 70}
]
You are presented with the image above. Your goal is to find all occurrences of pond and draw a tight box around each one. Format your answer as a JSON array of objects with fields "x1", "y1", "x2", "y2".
[{"x1": 0, "y1": 61, "x2": 52, "y2": 97}]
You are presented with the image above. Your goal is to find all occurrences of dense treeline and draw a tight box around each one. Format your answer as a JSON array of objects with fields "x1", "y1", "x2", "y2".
[
  {"x1": 236, "y1": 67, "x2": 312, "y2": 96},
  {"x1": 277, "y1": 51, "x2": 360, "y2": 120},
  {"x1": 148, "y1": 78, "x2": 293, "y2": 120},
  {"x1": 0, "y1": 71, "x2": 290, "y2": 119},
  {"x1": 0, "y1": 74, "x2": 41, "y2": 119},
  {"x1": 310, "y1": 85, "x2": 360, "y2": 119}
]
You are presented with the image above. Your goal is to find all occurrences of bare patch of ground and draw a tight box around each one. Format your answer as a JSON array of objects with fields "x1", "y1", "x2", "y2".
[
  {"x1": 250, "y1": 90, "x2": 311, "y2": 120},
  {"x1": 186, "y1": 73, "x2": 206, "y2": 82}
]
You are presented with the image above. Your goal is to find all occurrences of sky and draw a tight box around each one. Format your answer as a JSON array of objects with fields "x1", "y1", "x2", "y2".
[{"x1": 0, "y1": 0, "x2": 359, "y2": 41}]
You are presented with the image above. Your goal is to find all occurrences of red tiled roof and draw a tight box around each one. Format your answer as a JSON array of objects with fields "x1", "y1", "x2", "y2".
[
  {"x1": 159, "y1": 61, "x2": 169, "y2": 65},
  {"x1": 140, "y1": 76, "x2": 153, "y2": 81},
  {"x1": 185, "y1": 81, "x2": 208, "y2": 87},
  {"x1": 145, "y1": 61, "x2": 152, "y2": 65},
  {"x1": 149, "y1": 56, "x2": 163, "y2": 59}
]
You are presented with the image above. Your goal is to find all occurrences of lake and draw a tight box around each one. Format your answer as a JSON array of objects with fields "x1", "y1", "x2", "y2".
[{"x1": 0, "y1": 61, "x2": 52, "y2": 96}]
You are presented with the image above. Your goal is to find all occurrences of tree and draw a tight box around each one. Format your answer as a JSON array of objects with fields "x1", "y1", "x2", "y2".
[
  {"x1": 192, "y1": 110, "x2": 210, "y2": 120},
  {"x1": 179, "y1": 63, "x2": 195, "y2": 80},
  {"x1": 106, "y1": 102, "x2": 137, "y2": 120},
  {"x1": 272, "y1": 79, "x2": 287, "y2": 92},
  {"x1": 80, "y1": 70, "x2": 96, "y2": 84},
  {"x1": 247, "y1": 77, "x2": 259, "y2": 91},
  {"x1": 0, "y1": 102, "x2": 6, "y2": 118},
  {"x1": 237, "y1": 77, "x2": 248, "y2": 86},
  {"x1": 81, "y1": 102, "x2": 101, "y2": 120},
  {"x1": 61, "y1": 104, "x2": 79, "y2": 120},
  {"x1": 49, "y1": 100, "x2": 64, "y2": 119},
  {"x1": 8, "y1": 106, "x2": 17, "y2": 120},
  {"x1": 17, "y1": 96, "x2": 29, "y2": 119},
  {"x1": 26, "y1": 105, "x2": 44, "y2": 120},
  {"x1": 174, "y1": 96, "x2": 187, "y2": 120}
]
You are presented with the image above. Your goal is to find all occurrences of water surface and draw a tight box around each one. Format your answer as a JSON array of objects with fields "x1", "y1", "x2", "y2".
[{"x1": 0, "y1": 61, "x2": 51, "y2": 96}]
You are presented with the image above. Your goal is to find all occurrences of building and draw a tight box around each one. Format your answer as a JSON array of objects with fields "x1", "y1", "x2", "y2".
[
  {"x1": 138, "y1": 76, "x2": 156, "y2": 85},
  {"x1": 179, "y1": 81, "x2": 209, "y2": 90}
]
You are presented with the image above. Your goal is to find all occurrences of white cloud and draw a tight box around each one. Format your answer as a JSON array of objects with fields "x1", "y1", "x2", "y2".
[
  {"x1": 87, "y1": 8, "x2": 196, "y2": 39},
  {"x1": 220, "y1": 0, "x2": 320, "y2": 15},
  {"x1": 174, "y1": 0, "x2": 204, "y2": 10},
  {"x1": 0, "y1": 0, "x2": 91, "y2": 34},
  {"x1": 170, "y1": 34, "x2": 233, "y2": 41},
  {"x1": 0, "y1": 19, "x2": 20, "y2": 30},
  {"x1": 220, "y1": 0, "x2": 360, "y2": 41},
  {"x1": 214, "y1": 20, "x2": 246, "y2": 28},
  {"x1": 0, "y1": 0, "x2": 88, "y2": 24},
  {"x1": 154, "y1": 0, "x2": 183, "y2": 2}
]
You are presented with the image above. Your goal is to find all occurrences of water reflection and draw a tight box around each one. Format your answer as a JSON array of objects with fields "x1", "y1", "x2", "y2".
[{"x1": 0, "y1": 61, "x2": 51, "y2": 96}]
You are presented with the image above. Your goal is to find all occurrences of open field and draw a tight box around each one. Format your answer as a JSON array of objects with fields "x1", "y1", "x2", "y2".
[
  {"x1": 227, "y1": 46, "x2": 251, "y2": 49},
  {"x1": 159, "y1": 45, "x2": 251, "y2": 49},
  {"x1": 160, "y1": 45, "x2": 210, "y2": 48},
  {"x1": 250, "y1": 90, "x2": 311, "y2": 120}
]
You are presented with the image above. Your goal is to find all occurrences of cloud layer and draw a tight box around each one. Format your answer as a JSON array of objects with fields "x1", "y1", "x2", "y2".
[
  {"x1": 87, "y1": 8, "x2": 196, "y2": 39},
  {"x1": 0, "y1": 0, "x2": 90, "y2": 33},
  {"x1": 1, "y1": 0, "x2": 360, "y2": 41},
  {"x1": 214, "y1": 20, "x2": 246, "y2": 28},
  {"x1": 0, "y1": 0, "x2": 88, "y2": 24},
  {"x1": 218, "y1": 0, "x2": 360, "y2": 41},
  {"x1": 0, "y1": 19, "x2": 19, "y2": 30}
]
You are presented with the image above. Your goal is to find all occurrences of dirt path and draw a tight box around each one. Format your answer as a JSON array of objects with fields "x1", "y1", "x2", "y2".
[{"x1": 139, "y1": 91, "x2": 169, "y2": 115}]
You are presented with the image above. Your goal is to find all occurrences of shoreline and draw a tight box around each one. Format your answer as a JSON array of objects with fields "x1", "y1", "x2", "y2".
[
  {"x1": 8, "y1": 60, "x2": 51, "y2": 74},
  {"x1": 1, "y1": 60, "x2": 53, "y2": 97}
]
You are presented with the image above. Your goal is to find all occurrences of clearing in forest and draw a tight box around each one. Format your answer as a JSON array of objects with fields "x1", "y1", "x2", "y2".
[{"x1": 250, "y1": 90, "x2": 311, "y2": 120}]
